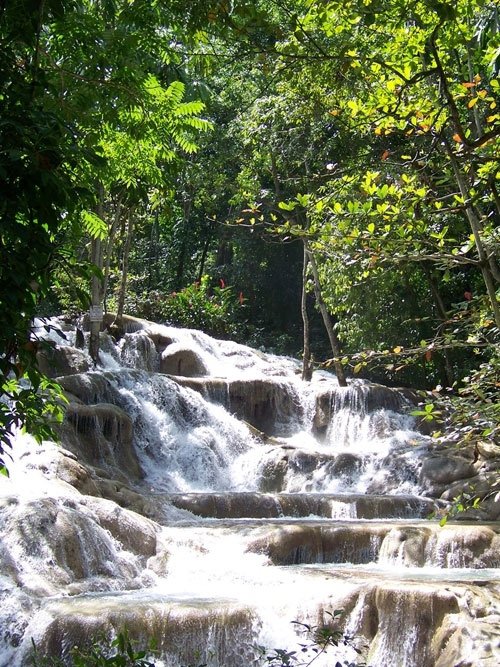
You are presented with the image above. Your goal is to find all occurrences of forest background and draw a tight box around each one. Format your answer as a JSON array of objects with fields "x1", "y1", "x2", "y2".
[{"x1": 0, "y1": 0, "x2": 499, "y2": 473}]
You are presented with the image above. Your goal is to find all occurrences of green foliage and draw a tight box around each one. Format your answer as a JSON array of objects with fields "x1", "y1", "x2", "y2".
[
  {"x1": 435, "y1": 488, "x2": 483, "y2": 526},
  {"x1": 31, "y1": 631, "x2": 156, "y2": 667},
  {"x1": 81, "y1": 211, "x2": 108, "y2": 241},
  {"x1": 0, "y1": 0, "x2": 89, "y2": 463},
  {"x1": 30, "y1": 613, "x2": 367, "y2": 667},
  {"x1": 260, "y1": 610, "x2": 368, "y2": 667},
  {"x1": 150, "y1": 275, "x2": 245, "y2": 339},
  {"x1": 429, "y1": 345, "x2": 500, "y2": 449},
  {"x1": 0, "y1": 0, "x2": 214, "y2": 462},
  {"x1": 411, "y1": 402, "x2": 442, "y2": 422}
]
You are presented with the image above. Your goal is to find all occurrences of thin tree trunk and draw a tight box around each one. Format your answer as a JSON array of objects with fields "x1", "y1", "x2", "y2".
[
  {"x1": 270, "y1": 151, "x2": 282, "y2": 199},
  {"x1": 102, "y1": 190, "x2": 125, "y2": 308},
  {"x1": 89, "y1": 185, "x2": 105, "y2": 365},
  {"x1": 301, "y1": 243, "x2": 312, "y2": 381},
  {"x1": 422, "y1": 264, "x2": 454, "y2": 387},
  {"x1": 197, "y1": 219, "x2": 215, "y2": 282},
  {"x1": 443, "y1": 139, "x2": 500, "y2": 327},
  {"x1": 305, "y1": 242, "x2": 347, "y2": 386},
  {"x1": 174, "y1": 192, "x2": 192, "y2": 289},
  {"x1": 116, "y1": 209, "x2": 134, "y2": 324},
  {"x1": 147, "y1": 210, "x2": 160, "y2": 294}
]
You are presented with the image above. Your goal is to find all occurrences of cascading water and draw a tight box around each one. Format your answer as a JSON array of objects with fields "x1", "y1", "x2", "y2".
[{"x1": 0, "y1": 316, "x2": 499, "y2": 667}]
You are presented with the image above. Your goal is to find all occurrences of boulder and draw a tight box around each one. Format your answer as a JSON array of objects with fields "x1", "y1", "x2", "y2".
[
  {"x1": 420, "y1": 456, "x2": 477, "y2": 493},
  {"x1": 83, "y1": 496, "x2": 158, "y2": 558},
  {"x1": 37, "y1": 345, "x2": 91, "y2": 378},
  {"x1": 0, "y1": 496, "x2": 143, "y2": 596},
  {"x1": 53, "y1": 450, "x2": 101, "y2": 497},
  {"x1": 160, "y1": 346, "x2": 209, "y2": 377},
  {"x1": 61, "y1": 403, "x2": 142, "y2": 481}
]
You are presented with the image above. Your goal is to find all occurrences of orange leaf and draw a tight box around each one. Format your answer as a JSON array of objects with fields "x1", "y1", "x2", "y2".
[
  {"x1": 381, "y1": 149, "x2": 390, "y2": 160},
  {"x1": 452, "y1": 133, "x2": 463, "y2": 143},
  {"x1": 425, "y1": 350, "x2": 432, "y2": 362},
  {"x1": 461, "y1": 82, "x2": 476, "y2": 89}
]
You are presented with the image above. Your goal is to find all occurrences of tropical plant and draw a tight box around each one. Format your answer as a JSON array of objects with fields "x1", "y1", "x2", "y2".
[
  {"x1": 260, "y1": 610, "x2": 368, "y2": 667},
  {"x1": 153, "y1": 275, "x2": 246, "y2": 338},
  {"x1": 31, "y1": 631, "x2": 156, "y2": 667}
]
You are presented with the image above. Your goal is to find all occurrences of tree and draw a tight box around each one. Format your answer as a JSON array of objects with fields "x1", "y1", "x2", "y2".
[
  {"x1": 0, "y1": 0, "x2": 89, "y2": 467},
  {"x1": 0, "y1": 0, "x2": 216, "y2": 463}
]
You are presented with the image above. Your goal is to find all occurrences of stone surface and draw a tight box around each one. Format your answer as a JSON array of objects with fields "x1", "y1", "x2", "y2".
[
  {"x1": 37, "y1": 345, "x2": 91, "y2": 378},
  {"x1": 0, "y1": 496, "x2": 143, "y2": 597},
  {"x1": 420, "y1": 456, "x2": 477, "y2": 490},
  {"x1": 60, "y1": 402, "x2": 142, "y2": 481},
  {"x1": 83, "y1": 496, "x2": 158, "y2": 558},
  {"x1": 160, "y1": 346, "x2": 209, "y2": 377}
]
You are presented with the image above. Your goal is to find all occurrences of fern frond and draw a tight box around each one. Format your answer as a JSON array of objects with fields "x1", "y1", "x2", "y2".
[{"x1": 81, "y1": 210, "x2": 108, "y2": 240}]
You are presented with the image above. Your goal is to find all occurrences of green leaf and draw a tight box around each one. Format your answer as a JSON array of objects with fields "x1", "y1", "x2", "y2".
[
  {"x1": 278, "y1": 201, "x2": 297, "y2": 211},
  {"x1": 81, "y1": 210, "x2": 108, "y2": 240}
]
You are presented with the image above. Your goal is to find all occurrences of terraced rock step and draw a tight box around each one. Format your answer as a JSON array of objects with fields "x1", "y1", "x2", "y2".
[
  {"x1": 30, "y1": 568, "x2": 500, "y2": 667},
  {"x1": 237, "y1": 519, "x2": 500, "y2": 568},
  {"x1": 166, "y1": 491, "x2": 443, "y2": 520}
]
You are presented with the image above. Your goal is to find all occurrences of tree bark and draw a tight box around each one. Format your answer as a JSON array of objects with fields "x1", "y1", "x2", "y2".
[
  {"x1": 305, "y1": 242, "x2": 347, "y2": 386},
  {"x1": 116, "y1": 208, "x2": 135, "y2": 325},
  {"x1": 301, "y1": 243, "x2": 313, "y2": 381},
  {"x1": 89, "y1": 184, "x2": 105, "y2": 365},
  {"x1": 89, "y1": 237, "x2": 102, "y2": 365},
  {"x1": 102, "y1": 190, "x2": 125, "y2": 308},
  {"x1": 443, "y1": 139, "x2": 500, "y2": 328},
  {"x1": 422, "y1": 263, "x2": 454, "y2": 387}
]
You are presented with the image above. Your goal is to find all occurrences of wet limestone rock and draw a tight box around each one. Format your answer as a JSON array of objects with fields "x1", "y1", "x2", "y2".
[
  {"x1": 61, "y1": 402, "x2": 142, "y2": 482},
  {"x1": 428, "y1": 525, "x2": 500, "y2": 568},
  {"x1": 146, "y1": 330, "x2": 175, "y2": 353},
  {"x1": 30, "y1": 596, "x2": 257, "y2": 667},
  {"x1": 37, "y1": 345, "x2": 91, "y2": 378},
  {"x1": 0, "y1": 496, "x2": 143, "y2": 597},
  {"x1": 120, "y1": 332, "x2": 160, "y2": 371},
  {"x1": 83, "y1": 496, "x2": 158, "y2": 558},
  {"x1": 369, "y1": 585, "x2": 460, "y2": 667},
  {"x1": 172, "y1": 376, "x2": 302, "y2": 436},
  {"x1": 313, "y1": 383, "x2": 409, "y2": 437},
  {"x1": 247, "y1": 523, "x2": 389, "y2": 565},
  {"x1": 432, "y1": 587, "x2": 500, "y2": 667},
  {"x1": 52, "y1": 449, "x2": 101, "y2": 497},
  {"x1": 100, "y1": 312, "x2": 147, "y2": 337},
  {"x1": 379, "y1": 526, "x2": 432, "y2": 567},
  {"x1": 419, "y1": 455, "x2": 477, "y2": 496},
  {"x1": 160, "y1": 346, "x2": 209, "y2": 377},
  {"x1": 92, "y1": 477, "x2": 159, "y2": 519}
]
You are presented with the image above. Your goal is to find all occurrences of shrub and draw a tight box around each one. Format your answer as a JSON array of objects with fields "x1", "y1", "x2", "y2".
[{"x1": 156, "y1": 275, "x2": 245, "y2": 338}]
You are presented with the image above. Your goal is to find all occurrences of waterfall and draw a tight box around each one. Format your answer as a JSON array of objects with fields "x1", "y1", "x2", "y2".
[{"x1": 0, "y1": 318, "x2": 498, "y2": 667}]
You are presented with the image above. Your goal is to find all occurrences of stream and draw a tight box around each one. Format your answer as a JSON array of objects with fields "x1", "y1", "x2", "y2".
[{"x1": 0, "y1": 316, "x2": 498, "y2": 666}]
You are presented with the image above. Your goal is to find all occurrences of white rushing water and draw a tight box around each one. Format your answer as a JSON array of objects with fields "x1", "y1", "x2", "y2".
[{"x1": 0, "y1": 317, "x2": 498, "y2": 667}]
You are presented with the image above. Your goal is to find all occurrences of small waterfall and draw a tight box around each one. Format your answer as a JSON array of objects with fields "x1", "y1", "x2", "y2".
[{"x1": 0, "y1": 318, "x2": 498, "y2": 667}]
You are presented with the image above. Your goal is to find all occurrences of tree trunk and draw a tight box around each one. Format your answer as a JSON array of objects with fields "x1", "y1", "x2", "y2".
[
  {"x1": 89, "y1": 237, "x2": 102, "y2": 365},
  {"x1": 116, "y1": 209, "x2": 134, "y2": 325},
  {"x1": 443, "y1": 139, "x2": 500, "y2": 327},
  {"x1": 422, "y1": 264, "x2": 454, "y2": 387},
  {"x1": 89, "y1": 185, "x2": 105, "y2": 365},
  {"x1": 102, "y1": 190, "x2": 125, "y2": 308},
  {"x1": 197, "y1": 219, "x2": 215, "y2": 282},
  {"x1": 301, "y1": 243, "x2": 313, "y2": 381},
  {"x1": 174, "y1": 192, "x2": 192, "y2": 290},
  {"x1": 147, "y1": 210, "x2": 160, "y2": 294},
  {"x1": 305, "y1": 242, "x2": 347, "y2": 386}
]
